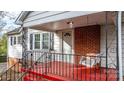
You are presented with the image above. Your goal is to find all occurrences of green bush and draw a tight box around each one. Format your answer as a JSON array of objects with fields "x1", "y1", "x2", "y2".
[{"x1": 0, "y1": 34, "x2": 7, "y2": 56}]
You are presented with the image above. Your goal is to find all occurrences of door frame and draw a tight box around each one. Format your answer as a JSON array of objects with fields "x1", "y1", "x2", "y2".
[{"x1": 61, "y1": 29, "x2": 74, "y2": 54}]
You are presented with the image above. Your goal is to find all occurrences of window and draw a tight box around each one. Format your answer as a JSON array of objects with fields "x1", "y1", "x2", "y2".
[
  {"x1": 29, "y1": 33, "x2": 54, "y2": 50},
  {"x1": 17, "y1": 36, "x2": 22, "y2": 44},
  {"x1": 10, "y1": 37, "x2": 13, "y2": 46},
  {"x1": 42, "y1": 33, "x2": 49, "y2": 49},
  {"x1": 10, "y1": 36, "x2": 17, "y2": 45},
  {"x1": 34, "y1": 34, "x2": 40, "y2": 49},
  {"x1": 14, "y1": 37, "x2": 16, "y2": 45}
]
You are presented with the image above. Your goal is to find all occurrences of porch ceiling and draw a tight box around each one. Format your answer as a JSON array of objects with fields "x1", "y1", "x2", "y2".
[{"x1": 30, "y1": 12, "x2": 115, "y2": 31}]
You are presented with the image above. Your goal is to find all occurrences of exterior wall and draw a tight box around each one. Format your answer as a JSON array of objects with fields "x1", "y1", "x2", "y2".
[
  {"x1": 23, "y1": 11, "x2": 99, "y2": 27},
  {"x1": 54, "y1": 29, "x2": 74, "y2": 54},
  {"x1": 7, "y1": 29, "x2": 44, "y2": 59},
  {"x1": 74, "y1": 25, "x2": 100, "y2": 56},
  {"x1": 50, "y1": 29, "x2": 74, "y2": 63},
  {"x1": 27, "y1": 29, "x2": 43, "y2": 51},
  {"x1": 7, "y1": 24, "x2": 124, "y2": 75},
  {"x1": 8, "y1": 34, "x2": 22, "y2": 59},
  {"x1": 7, "y1": 33, "x2": 22, "y2": 68},
  {"x1": 100, "y1": 24, "x2": 117, "y2": 68},
  {"x1": 54, "y1": 32, "x2": 61, "y2": 53},
  {"x1": 122, "y1": 24, "x2": 124, "y2": 75},
  {"x1": 7, "y1": 29, "x2": 44, "y2": 66}
]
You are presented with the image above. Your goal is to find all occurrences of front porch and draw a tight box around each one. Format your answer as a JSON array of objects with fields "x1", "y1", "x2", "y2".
[
  {"x1": 21, "y1": 11, "x2": 119, "y2": 81},
  {"x1": 1, "y1": 11, "x2": 122, "y2": 81},
  {"x1": 21, "y1": 52, "x2": 117, "y2": 81}
]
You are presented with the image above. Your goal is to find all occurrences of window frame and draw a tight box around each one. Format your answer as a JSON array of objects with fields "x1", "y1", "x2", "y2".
[
  {"x1": 10, "y1": 36, "x2": 13, "y2": 46},
  {"x1": 17, "y1": 35, "x2": 22, "y2": 44},
  {"x1": 29, "y1": 32, "x2": 54, "y2": 51},
  {"x1": 34, "y1": 33, "x2": 41, "y2": 50},
  {"x1": 42, "y1": 33, "x2": 49, "y2": 49},
  {"x1": 13, "y1": 37, "x2": 16, "y2": 45}
]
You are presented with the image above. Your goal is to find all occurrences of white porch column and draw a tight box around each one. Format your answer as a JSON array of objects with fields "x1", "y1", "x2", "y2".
[{"x1": 117, "y1": 11, "x2": 123, "y2": 81}]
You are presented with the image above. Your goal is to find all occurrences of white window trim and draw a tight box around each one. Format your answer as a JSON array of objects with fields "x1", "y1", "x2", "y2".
[
  {"x1": 17, "y1": 35, "x2": 22, "y2": 45},
  {"x1": 29, "y1": 32, "x2": 51, "y2": 51},
  {"x1": 10, "y1": 36, "x2": 13, "y2": 46},
  {"x1": 42, "y1": 32, "x2": 50, "y2": 50},
  {"x1": 33, "y1": 33, "x2": 41, "y2": 50}
]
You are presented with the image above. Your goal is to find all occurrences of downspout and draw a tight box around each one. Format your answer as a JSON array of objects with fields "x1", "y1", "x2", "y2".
[{"x1": 116, "y1": 11, "x2": 123, "y2": 81}]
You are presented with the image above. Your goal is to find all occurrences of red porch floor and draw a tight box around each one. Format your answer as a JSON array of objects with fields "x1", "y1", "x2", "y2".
[{"x1": 22, "y1": 61, "x2": 117, "y2": 81}]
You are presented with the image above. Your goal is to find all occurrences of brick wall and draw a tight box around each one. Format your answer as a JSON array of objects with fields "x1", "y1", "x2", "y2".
[{"x1": 74, "y1": 25, "x2": 100, "y2": 56}]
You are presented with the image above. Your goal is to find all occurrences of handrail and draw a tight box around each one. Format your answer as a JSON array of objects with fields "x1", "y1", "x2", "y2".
[
  {"x1": 17, "y1": 52, "x2": 46, "y2": 81},
  {"x1": 0, "y1": 59, "x2": 21, "y2": 76},
  {"x1": 37, "y1": 52, "x2": 47, "y2": 62}
]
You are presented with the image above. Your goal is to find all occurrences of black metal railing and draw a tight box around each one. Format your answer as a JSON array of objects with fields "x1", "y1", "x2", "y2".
[
  {"x1": 0, "y1": 59, "x2": 23, "y2": 81},
  {"x1": 17, "y1": 52, "x2": 46, "y2": 81},
  {"x1": 0, "y1": 51, "x2": 118, "y2": 81},
  {"x1": 19, "y1": 51, "x2": 118, "y2": 81}
]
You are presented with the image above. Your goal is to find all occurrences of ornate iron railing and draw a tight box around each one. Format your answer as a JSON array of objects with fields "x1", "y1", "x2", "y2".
[
  {"x1": 17, "y1": 52, "x2": 46, "y2": 81},
  {"x1": 20, "y1": 51, "x2": 118, "y2": 81},
  {"x1": 0, "y1": 51, "x2": 118, "y2": 81},
  {"x1": 0, "y1": 59, "x2": 22, "y2": 81}
]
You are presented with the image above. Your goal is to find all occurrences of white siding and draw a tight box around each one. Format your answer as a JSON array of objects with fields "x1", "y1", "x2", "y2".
[
  {"x1": 100, "y1": 25, "x2": 117, "y2": 68},
  {"x1": 8, "y1": 24, "x2": 124, "y2": 75},
  {"x1": 23, "y1": 11, "x2": 99, "y2": 27},
  {"x1": 54, "y1": 32, "x2": 61, "y2": 53},
  {"x1": 122, "y1": 24, "x2": 124, "y2": 75},
  {"x1": 100, "y1": 24, "x2": 124, "y2": 76},
  {"x1": 8, "y1": 29, "x2": 44, "y2": 59},
  {"x1": 8, "y1": 34, "x2": 22, "y2": 59},
  {"x1": 27, "y1": 29, "x2": 43, "y2": 51}
]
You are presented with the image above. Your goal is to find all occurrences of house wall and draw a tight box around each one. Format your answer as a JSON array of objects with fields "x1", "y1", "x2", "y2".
[
  {"x1": 23, "y1": 11, "x2": 99, "y2": 27},
  {"x1": 122, "y1": 24, "x2": 124, "y2": 76},
  {"x1": 74, "y1": 25, "x2": 100, "y2": 56},
  {"x1": 100, "y1": 24, "x2": 117, "y2": 68},
  {"x1": 8, "y1": 34, "x2": 22, "y2": 59},
  {"x1": 7, "y1": 24, "x2": 124, "y2": 75},
  {"x1": 53, "y1": 30, "x2": 74, "y2": 63},
  {"x1": 7, "y1": 34, "x2": 22, "y2": 67},
  {"x1": 101, "y1": 24, "x2": 124, "y2": 75},
  {"x1": 54, "y1": 29, "x2": 74, "y2": 54},
  {"x1": 7, "y1": 29, "x2": 41, "y2": 59},
  {"x1": 7, "y1": 29, "x2": 44, "y2": 66},
  {"x1": 27, "y1": 29, "x2": 43, "y2": 51}
]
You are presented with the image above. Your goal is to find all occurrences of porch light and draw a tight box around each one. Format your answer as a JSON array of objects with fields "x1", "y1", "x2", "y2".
[{"x1": 67, "y1": 21, "x2": 73, "y2": 28}]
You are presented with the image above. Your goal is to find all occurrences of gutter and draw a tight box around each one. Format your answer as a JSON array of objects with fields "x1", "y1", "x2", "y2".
[{"x1": 15, "y1": 11, "x2": 32, "y2": 25}]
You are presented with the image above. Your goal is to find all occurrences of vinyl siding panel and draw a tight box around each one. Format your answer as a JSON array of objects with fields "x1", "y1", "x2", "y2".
[
  {"x1": 100, "y1": 25, "x2": 117, "y2": 68},
  {"x1": 122, "y1": 24, "x2": 124, "y2": 76},
  {"x1": 8, "y1": 34, "x2": 22, "y2": 59},
  {"x1": 54, "y1": 32, "x2": 61, "y2": 53}
]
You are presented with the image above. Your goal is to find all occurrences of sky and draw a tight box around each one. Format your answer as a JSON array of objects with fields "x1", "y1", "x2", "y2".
[{"x1": 0, "y1": 11, "x2": 21, "y2": 37}]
